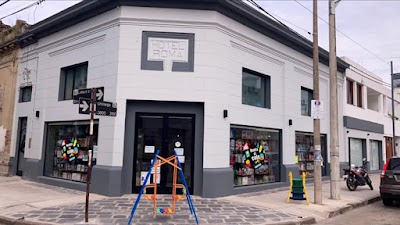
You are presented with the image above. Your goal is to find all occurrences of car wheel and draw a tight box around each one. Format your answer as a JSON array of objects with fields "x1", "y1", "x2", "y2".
[{"x1": 382, "y1": 197, "x2": 393, "y2": 206}]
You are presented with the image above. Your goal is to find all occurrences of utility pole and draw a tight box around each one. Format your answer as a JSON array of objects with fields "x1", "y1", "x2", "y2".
[
  {"x1": 313, "y1": 0, "x2": 322, "y2": 205},
  {"x1": 391, "y1": 61, "x2": 397, "y2": 157},
  {"x1": 329, "y1": 0, "x2": 341, "y2": 200}
]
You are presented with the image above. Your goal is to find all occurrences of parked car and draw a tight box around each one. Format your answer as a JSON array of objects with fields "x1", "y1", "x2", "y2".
[{"x1": 380, "y1": 156, "x2": 400, "y2": 206}]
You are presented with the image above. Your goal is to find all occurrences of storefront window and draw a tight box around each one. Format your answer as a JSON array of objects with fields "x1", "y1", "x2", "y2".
[
  {"x1": 370, "y1": 140, "x2": 381, "y2": 171},
  {"x1": 349, "y1": 138, "x2": 365, "y2": 167},
  {"x1": 295, "y1": 132, "x2": 326, "y2": 178},
  {"x1": 230, "y1": 125, "x2": 280, "y2": 186},
  {"x1": 44, "y1": 120, "x2": 98, "y2": 182}
]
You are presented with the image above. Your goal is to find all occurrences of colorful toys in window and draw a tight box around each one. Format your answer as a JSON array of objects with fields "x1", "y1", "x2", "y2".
[{"x1": 62, "y1": 138, "x2": 79, "y2": 162}]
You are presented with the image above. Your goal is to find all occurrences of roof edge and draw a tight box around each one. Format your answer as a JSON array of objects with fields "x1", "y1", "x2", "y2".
[{"x1": 17, "y1": 0, "x2": 349, "y2": 71}]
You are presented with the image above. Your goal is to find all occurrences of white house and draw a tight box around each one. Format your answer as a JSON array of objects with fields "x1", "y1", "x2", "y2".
[
  {"x1": 9, "y1": 0, "x2": 348, "y2": 197},
  {"x1": 342, "y1": 57, "x2": 400, "y2": 172}
]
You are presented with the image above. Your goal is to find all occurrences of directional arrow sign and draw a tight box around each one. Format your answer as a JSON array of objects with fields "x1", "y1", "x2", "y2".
[
  {"x1": 95, "y1": 101, "x2": 117, "y2": 117},
  {"x1": 73, "y1": 87, "x2": 104, "y2": 104},
  {"x1": 79, "y1": 98, "x2": 96, "y2": 115}
]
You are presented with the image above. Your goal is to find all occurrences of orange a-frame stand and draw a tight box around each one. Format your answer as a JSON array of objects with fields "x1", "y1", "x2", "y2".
[{"x1": 127, "y1": 150, "x2": 198, "y2": 225}]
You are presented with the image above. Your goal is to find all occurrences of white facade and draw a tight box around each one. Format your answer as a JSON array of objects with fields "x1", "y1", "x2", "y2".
[
  {"x1": 10, "y1": 4, "x2": 346, "y2": 196},
  {"x1": 342, "y1": 57, "x2": 400, "y2": 170}
]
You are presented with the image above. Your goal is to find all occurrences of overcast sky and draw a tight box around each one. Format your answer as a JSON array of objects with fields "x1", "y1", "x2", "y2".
[{"x1": 1, "y1": 0, "x2": 399, "y2": 84}]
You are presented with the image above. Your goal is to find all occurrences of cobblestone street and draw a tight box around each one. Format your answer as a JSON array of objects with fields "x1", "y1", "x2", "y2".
[{"x1": 6, "y1": 195, "x2": 299, "y2": 225}]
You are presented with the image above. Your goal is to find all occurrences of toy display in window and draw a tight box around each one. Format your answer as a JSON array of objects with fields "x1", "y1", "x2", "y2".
[{"x1": 62, "y1": 138, "x2": 79, "y2": 162}]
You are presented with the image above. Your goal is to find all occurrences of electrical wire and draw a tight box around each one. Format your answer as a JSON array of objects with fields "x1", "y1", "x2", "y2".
[
  {"x1": 0, "y1": 0, "x2": 45, "y2": 20},
  {"x1": 0, "y1": 0, "x2": 11, "y2": 8},
  {"x1": 246, "y1": 0, "x2": 395, "y2": 90},
  {"x1": 246, "y1": 0, "x2": 311, "y2": 39},
  {"x1": 293, "y1": 0, "x2": 400, "y2": 73}
]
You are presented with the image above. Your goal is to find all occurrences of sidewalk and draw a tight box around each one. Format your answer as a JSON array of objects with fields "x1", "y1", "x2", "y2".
[{"x1": 0, "y1": 174, "x2": 380, "y2": 225}]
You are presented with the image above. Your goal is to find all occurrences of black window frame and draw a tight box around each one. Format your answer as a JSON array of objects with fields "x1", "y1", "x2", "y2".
[
  {"x1": 241, "y1": 68, "x2": 271, "y2": 109},
  {"x1": 300, "y1": 87, "x2": 313, "y2": 116},
  {"x1": 19, "y1": 85, "x2": 32, "y2": 103},
  {"x1": 58, "y1": 62, "x2": 88, "y2": 101}
]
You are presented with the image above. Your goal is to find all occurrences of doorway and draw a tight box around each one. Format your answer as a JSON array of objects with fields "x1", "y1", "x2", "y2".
[
  {"x1": 385, "y1": 137, "x2": 394, "y2": 160},
  {"x1": 133, "y1": 113, "x2": 195, "y2": 194},
  {"x1": 16, "y1": 117, "x2": 27, "y2": 176}
]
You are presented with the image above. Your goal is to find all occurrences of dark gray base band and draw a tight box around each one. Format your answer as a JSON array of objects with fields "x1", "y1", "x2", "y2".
[
  {"x1": 37, "y1": 176, "x2": 86, "y2": 192},
  {"x1": 202, "y1": 168, "x2": 233, "y2": 198},
  {"x1": 22, "y1": 159, "x2": 43, "y2": 182},
  {"x1": 91, "y1": 165, "x2": 123, "y2": 196}
]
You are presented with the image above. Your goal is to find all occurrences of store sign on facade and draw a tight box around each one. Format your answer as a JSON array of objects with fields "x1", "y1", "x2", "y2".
[
  {"x1": 148, "y1": 38, "x2": 189, "y2": 72},
  {"x1": 141, "y1": 31, "x2": 195, "y2": 72}
]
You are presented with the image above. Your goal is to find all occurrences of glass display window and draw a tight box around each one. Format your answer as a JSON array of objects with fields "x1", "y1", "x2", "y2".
[
  {"x1": 43, "y1": 120, "x2": 99, "y2": 183},
  {"x1": 230, "y1": 125, "x2": 280, "y2": 186},
  {"x1": 295, "y1": 132, "x2": 326, "y2": 178}
]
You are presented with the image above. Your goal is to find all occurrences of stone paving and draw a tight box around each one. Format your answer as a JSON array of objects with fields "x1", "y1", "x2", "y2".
[{"x1": 6, "y1": 195, "x2": 300, "y2": 225}]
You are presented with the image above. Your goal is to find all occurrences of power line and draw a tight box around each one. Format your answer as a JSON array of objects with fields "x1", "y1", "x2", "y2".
[
  {"x1": 0, "y1": 0, "x2": 11, "y2": 8},
  {"x1": 293, "y1": 0, "x2": 399, "y2": 73},
  {"x1": 0, "y1": 0, "x2": 45, "y2": 20},
  {"x1": 246, "y1": 0, "x2": 312, "y2": 38}
]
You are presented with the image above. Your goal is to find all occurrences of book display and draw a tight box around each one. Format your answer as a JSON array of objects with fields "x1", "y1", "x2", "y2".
[
  {"x1": 295, "y1": 132, "x2": 326, "y2": 178},
  {"x1": 44, "y1": 121, "x2": 98, "y2": 183},
  {"x1": 230, "y1": 126, "x2": 280, "y2": 186}
]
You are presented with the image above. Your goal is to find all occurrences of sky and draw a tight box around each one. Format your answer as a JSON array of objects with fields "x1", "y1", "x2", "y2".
[{"x1": 1, "y1": 0, "x2": 399, "y2": 84}]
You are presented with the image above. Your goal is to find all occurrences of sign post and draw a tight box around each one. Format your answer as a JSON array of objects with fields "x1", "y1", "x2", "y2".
[
  {"x1": 84, "y1": 88, "x2": 95, "y2": 223},
  {"x1": 75, "y1": 86, "x2": 117, "y2": 223}
]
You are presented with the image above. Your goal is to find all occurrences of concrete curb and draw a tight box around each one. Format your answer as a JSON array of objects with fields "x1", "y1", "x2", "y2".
[
  {"x1": 265, "y1": 217, "x2": 316, "y2": 225},
  {"x1": 0, "y1": 215, "x2": 54, "y2": 225},
  {"x1": 327, "y1": 195, "x2": 381, "y2": 218}
]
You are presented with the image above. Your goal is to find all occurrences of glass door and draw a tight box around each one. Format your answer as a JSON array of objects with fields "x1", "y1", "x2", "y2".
[{"x1": 133, "y1": 113, "x2": 194, "y2": 194}]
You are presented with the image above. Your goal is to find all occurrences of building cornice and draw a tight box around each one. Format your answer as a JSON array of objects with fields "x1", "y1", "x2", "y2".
[{"x1": 17, "y1": 0, "x2": 349, "y2": 72}]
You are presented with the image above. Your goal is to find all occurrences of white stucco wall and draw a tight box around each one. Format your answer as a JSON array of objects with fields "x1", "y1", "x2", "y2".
[{"x1": 11, "y1": 6, "x2": 345, "y2": 174}]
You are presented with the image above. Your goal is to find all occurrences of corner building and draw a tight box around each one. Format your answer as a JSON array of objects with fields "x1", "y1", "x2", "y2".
[{"x1": 10, "y1": 0, "x2": 348, "y2": 197}]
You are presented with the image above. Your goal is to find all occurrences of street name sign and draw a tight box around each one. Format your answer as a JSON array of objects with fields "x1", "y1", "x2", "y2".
[
  {"x1": 73, "y1": 87, "x2": 104, "y2": 104},
  {"x1": 96, "y1": 101, "x2": 117, "y2": 117}
]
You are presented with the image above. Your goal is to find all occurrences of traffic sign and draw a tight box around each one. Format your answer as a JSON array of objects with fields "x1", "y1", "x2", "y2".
[
  {"x1": 73, "y1": 87, "x2": 104, "y2": 104},
  {"x1": 96, "y1": 101, "x2": 117, "y2": 117},
  {"x1": 311, "y1": 100, "x2": 324, "y2": 119},
  {"x1": 79, "y1": 98, "x2": 96, "y2": 115}
]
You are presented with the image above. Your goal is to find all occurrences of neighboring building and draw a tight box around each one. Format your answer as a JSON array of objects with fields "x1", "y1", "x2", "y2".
[
  {"x1": 10, "y1": 0, "x2": 348, "y2": 197},
  {"x1": 0, "y1": 20, "x2": 29, "y2": 176},
  {"x1": 342, "y1": 57, "x2": 400, "y2": 172}
]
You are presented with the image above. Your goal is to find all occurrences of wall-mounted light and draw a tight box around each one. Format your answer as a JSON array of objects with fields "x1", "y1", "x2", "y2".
[
  {"x1": 367, "y1": 133, "x2": 370, "y2": 136},
  {"x1": 223, "y1": 109, "x2": 228, "y2": 118},
  {"x1": 35, "y1": 111, "x2": 40, "y2": 118},
  {"x1": 289, "y1": 119, "x2": 293, "y2": 126},
  {"x1": 347, "y1": 131, "x2": 349, "y2": 133}
]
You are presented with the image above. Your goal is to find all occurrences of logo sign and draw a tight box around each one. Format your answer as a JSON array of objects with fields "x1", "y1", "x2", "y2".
[
  {"x1": 95, "y1": 101, "x2": 117, "y2": 117},
  {"x1": 73, "y1": 87, "x2": 104, "y2": 104},
  {"x1": 147, "y1": 38, "x2": 189, "y2": 72},
  {"x1": 141, "y1": 31, "x2": 194, "y2": 72},
  {"x1": 79, "y1": 98, "x2": 95, "y2": 115},
  {"x1": 311, "y1": 100, "x2": 324, "y2": 119}
]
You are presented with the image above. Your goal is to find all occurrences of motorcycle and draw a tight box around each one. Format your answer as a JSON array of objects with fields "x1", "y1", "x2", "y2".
[{"x1": 343, "y1": 158, "x2": 373, "y2": 191}]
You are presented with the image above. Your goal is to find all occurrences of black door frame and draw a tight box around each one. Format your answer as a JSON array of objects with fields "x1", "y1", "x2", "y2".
[
  {"x1": 132, "y1": 112, "x2": 195, "y2": 194},
  {"x1": 15, "y1": 117, "x2": 28, "y2": 176}
]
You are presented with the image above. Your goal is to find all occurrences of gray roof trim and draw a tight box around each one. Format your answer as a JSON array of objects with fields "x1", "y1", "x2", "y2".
[{"x1": 17, "y1": 0, "x2": 349, "y2": 72}]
